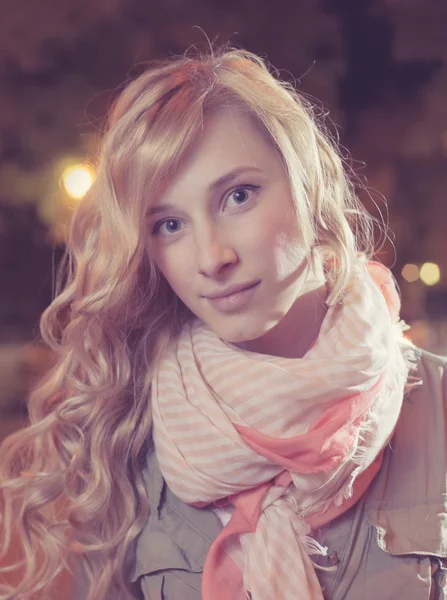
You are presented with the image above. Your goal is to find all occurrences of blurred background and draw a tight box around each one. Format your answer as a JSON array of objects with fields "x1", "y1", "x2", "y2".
[{"x1": 1, "y1": 0, "x2": 446, "y2": 436}]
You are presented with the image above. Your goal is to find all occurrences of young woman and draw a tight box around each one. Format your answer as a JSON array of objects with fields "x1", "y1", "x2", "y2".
[{"x1": 1, "y1": 47, "x2": 446, "y2": 600}]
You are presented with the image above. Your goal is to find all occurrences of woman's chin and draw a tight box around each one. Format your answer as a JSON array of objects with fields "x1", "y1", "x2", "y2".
[{"x1": 207, "y1": 318, "x2": 273, "y2": 348}]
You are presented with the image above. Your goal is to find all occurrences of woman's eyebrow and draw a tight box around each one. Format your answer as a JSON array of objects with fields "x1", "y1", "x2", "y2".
[
  {"x1": 148, "y1": 202, "x2": 176, "y2": 217},
  {"x1": 207, "y1": 166, "x2": 264, "y2": 194},
  {"x1": 147, "y1": 166, "x2": 263, "y2": 217}
]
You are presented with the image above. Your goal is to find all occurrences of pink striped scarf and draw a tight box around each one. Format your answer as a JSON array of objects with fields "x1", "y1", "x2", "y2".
[{"x1": 151, "y1": 261, "x2": 410, "y2": 600}]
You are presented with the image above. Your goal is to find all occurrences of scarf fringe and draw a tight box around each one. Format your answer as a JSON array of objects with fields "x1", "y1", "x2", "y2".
[
  {"x1": 330, "y1": 326, "x2": 420, "y2": 509},
  {"x1": 396, "y1": 320, "x2": 421, "y2": 395},
  {"x1": 293, "y1": 520, "x2": 338, "y2": 573}
]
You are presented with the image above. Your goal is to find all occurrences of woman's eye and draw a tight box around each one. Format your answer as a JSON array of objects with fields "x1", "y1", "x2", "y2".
[
  {"x1": 225, "y1": 185, "x2": 260, "y2": 209},
  {"x1": 152, "y1": 218, "x2": 183, "y2": 236}
]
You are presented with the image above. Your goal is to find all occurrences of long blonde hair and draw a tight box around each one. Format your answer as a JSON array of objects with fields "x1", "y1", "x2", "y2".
[{"x1": 0, "y1": 46, "x2": 376, "y2": 599}]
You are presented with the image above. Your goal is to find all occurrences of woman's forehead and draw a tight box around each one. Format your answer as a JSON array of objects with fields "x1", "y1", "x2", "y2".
[{"x1": 159, "y1": 110, "x2": 280, "y2": 197}]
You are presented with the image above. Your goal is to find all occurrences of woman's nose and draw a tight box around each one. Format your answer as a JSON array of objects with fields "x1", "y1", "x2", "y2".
[{"x1": 195, "y1": 229, "x2": 238, "y2": 278}]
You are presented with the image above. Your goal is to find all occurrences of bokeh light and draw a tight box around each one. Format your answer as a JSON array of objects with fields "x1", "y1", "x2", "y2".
[
  {"x1": 401, "y1": 263, "x2": 419, "y2": 283},
  {"x1": 62, "y1": 164, "x2": 94, "y2": 200},
  {"x1": 419, "y1": 262, "x2": 441, "y2": 286}
]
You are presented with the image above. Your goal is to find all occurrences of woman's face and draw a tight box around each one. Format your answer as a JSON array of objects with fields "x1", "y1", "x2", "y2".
[{"x1": 148, "y1": 107, "x2": 322, "y2": 354}]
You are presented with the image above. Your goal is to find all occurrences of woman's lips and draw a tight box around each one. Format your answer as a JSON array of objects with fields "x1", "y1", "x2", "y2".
[{"x1": 206, "y1": 282, "x2": 260, "y2": 313}]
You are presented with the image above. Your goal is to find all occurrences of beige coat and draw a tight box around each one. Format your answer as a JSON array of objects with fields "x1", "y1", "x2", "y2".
[{"x1": 129, "y1": 347, "x2": 447, "y2": 600}]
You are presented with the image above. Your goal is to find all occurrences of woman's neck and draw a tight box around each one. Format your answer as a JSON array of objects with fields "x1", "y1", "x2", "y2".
[{"x1": 237, "y1": 282, "x2": 329, "y2": 359}]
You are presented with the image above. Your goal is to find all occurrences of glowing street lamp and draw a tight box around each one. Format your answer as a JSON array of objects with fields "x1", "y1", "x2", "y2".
[
  {"x1": 419, "y1": 262, "x2": 441, "y2": 286},
  {"x1": 62, "y1": 164, "x2": 94, "y2": 200}
]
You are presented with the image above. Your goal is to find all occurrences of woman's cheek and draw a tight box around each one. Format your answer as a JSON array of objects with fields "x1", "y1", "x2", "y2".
[
  {"x1": 166, "y1": 254, "x2": 192, "y2": 299},
  {"x1": 271, "y1": 233, "x2": 307, "y2": 281}
]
